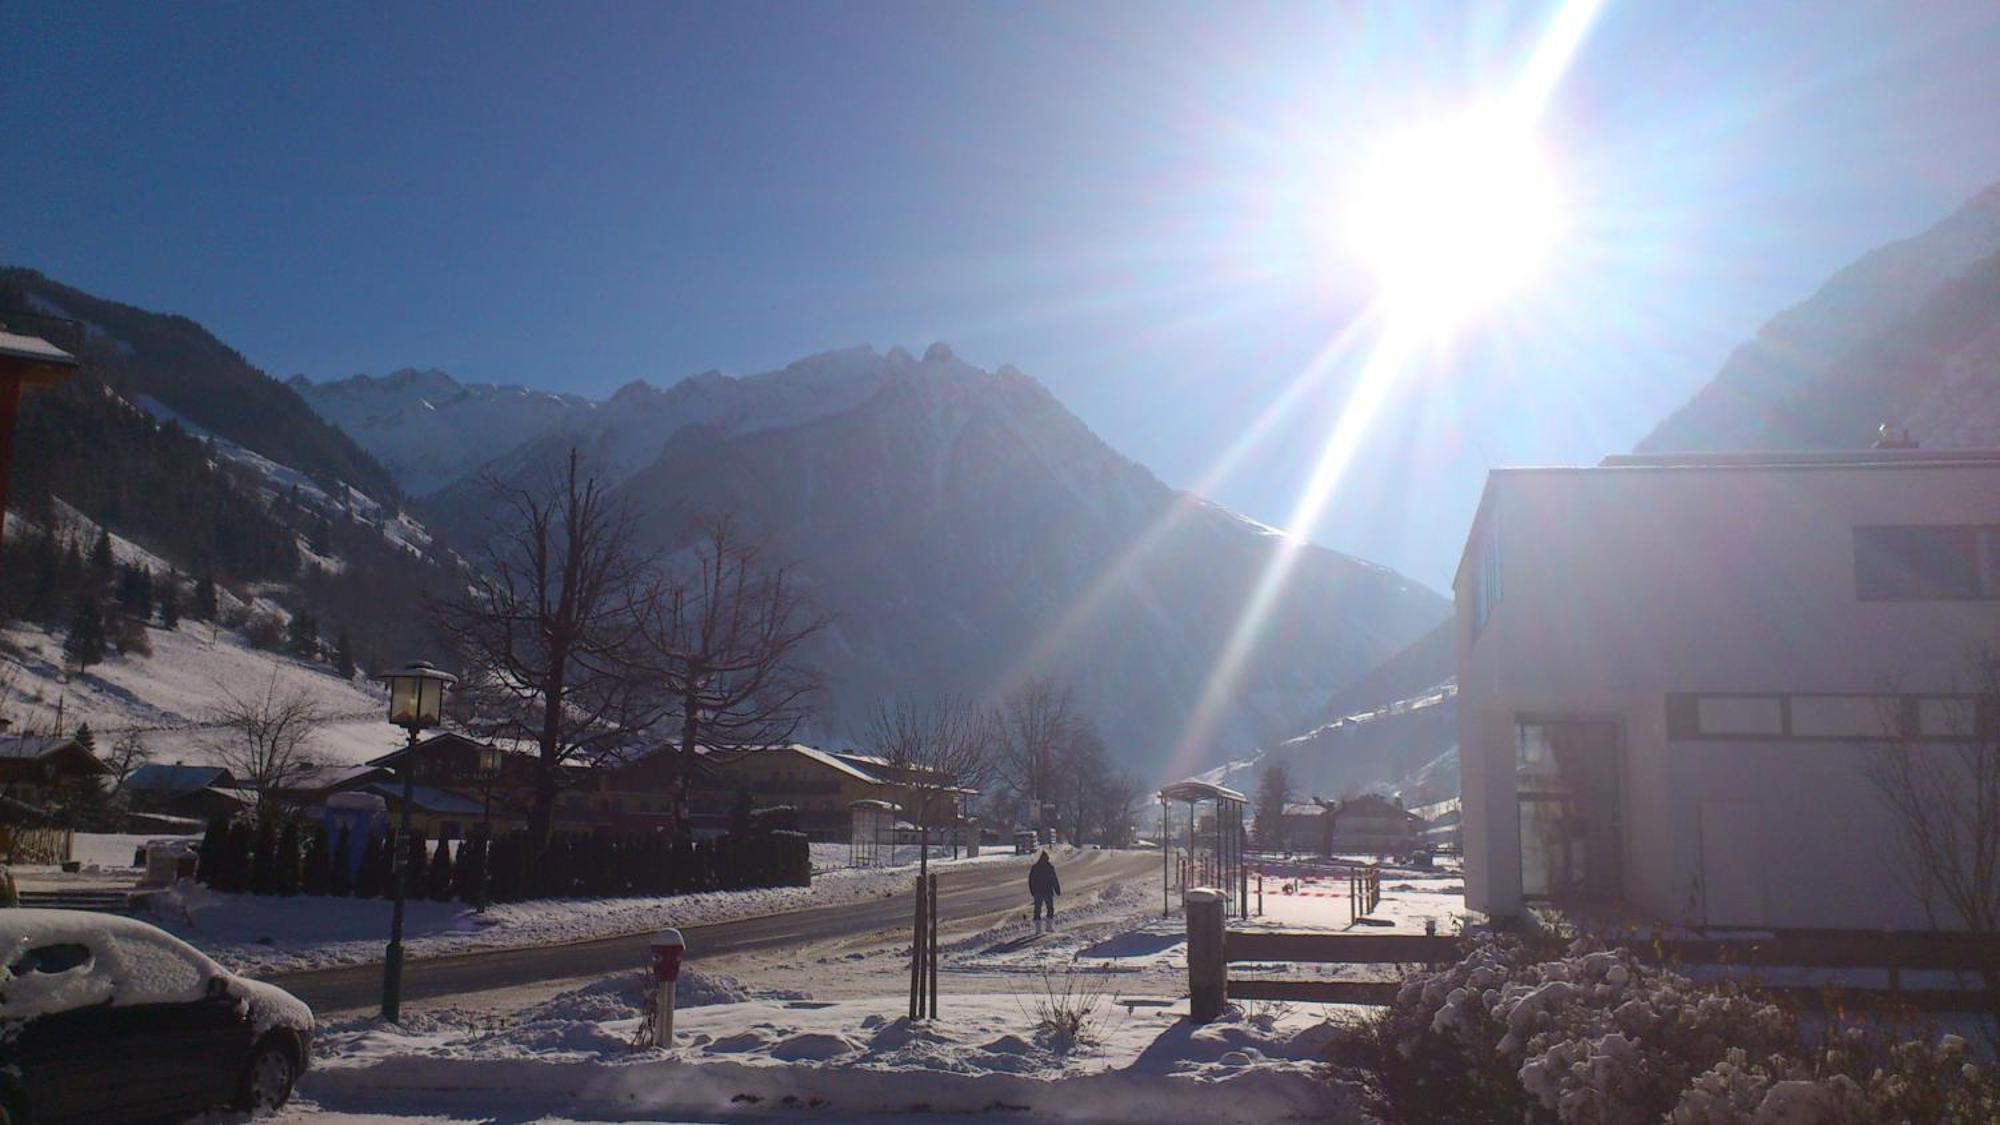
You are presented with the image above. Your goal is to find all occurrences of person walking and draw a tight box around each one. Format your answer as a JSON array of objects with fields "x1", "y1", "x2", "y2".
[{"x1": 1028, "y1": 849, "x2": 1060, "y2": 933}]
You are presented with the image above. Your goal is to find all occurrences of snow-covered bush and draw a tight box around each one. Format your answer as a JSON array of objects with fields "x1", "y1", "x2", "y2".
[{"x1": 1334, "y1": 938, "x2": 2000, "y2": 1124}]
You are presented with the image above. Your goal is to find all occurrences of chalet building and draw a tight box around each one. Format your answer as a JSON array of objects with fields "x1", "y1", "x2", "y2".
[
  {"x1": 709, "y1": 745, "x2": 896, "y2": 840},
  {"x1": 1328, "y1": 794, "x2": 1423, "y2": 857},
  {"x1": 1276, "y1": 801, "x2": 1331, "y2": 855},
  {"x1": 123, "y1": 763, "x2": 240, "y2": 817},
  {"x1": 0, "y1": 734, "x2": 110, "y2": 813},
  {"x1": 1457, "y1": 449, "x2": 2000, "y2": 931}
]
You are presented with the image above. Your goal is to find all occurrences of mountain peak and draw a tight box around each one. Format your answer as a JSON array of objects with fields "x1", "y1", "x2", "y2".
[{"x1": 922, "y1": 342, "x2": 957, "y2": 365}]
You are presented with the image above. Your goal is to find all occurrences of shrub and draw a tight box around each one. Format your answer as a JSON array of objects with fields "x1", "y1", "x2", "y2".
[
  {"x1": 353, "y1": 831, "x2": 384, "y2": 898},
  {"x1": 1021, "y1": 967, "x2": 1112, "y2": 1052},
  {"x1": 1335, "y1": 938, "x2": 2000, "y2": 1124},
  {"x1": 276, "y1": 820, "x2": 302, "y2": 896},
  {"x1": 242, "y1": 611, "x2": 286, "y2": 650},
  {"x1": 426, "y1": 835, "x2": 454, "y2": 901},
  {"x1": 329, "y1": 823, "x2": 354, "y2": 897}
]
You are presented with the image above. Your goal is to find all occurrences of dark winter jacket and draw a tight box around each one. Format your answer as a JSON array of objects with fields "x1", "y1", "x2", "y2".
[{"x1": 1028, "y1": 855, "x2": 1060, "y2": 899}]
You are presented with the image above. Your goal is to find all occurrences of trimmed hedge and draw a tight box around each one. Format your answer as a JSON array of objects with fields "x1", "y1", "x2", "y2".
[{"x1": 195, "y1": 817, "x2": 811, "y2": 905}]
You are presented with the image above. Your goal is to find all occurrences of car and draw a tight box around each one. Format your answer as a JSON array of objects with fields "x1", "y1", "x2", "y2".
[{"x1": 0, "y1": 909, "x2": 313, "y2": 1122}]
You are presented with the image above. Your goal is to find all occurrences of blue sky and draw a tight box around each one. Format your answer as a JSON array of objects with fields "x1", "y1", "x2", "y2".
[{"x1": 6, "y1": 1, "x2": 2000, "y2": 589}]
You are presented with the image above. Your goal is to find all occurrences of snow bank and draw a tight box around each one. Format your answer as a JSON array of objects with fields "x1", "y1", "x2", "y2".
[{"x1": 306, "y1": 992, "x2": 1363, "y2": 1122}]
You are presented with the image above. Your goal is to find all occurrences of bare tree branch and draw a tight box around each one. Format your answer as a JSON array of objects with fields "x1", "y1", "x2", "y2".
[{"x1": 203, "y1": 668, "x2": 326, "y2": 826}]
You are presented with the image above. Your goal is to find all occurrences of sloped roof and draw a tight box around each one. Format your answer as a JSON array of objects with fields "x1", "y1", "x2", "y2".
[
  {"x1": 363, "y1": 782, "x2": 485, "y2": 816},
  {"x1": 1159, "y1": 779, "x2": 1247, "y2": 805},
  {"x1": 0, "y1": 736, "x2": 109, "y2": 775},
  {"x1": 125, "y1": 763, "x2": 234, "y2": 792},
  {"x1": 1281, "y1": 802, "x2": 1327, "y2": 818}
]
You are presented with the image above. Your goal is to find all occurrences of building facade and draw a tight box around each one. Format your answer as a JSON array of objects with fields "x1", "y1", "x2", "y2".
[{"x1": 1457, "y1": 450, "x2": 2000, "y2": 931}]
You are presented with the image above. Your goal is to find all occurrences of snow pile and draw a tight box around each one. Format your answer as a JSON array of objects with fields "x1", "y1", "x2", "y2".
[
  {"x1": 305, "y1": 990, "x2": 1364, "y2": 1122},
  {"x1": 1336, "y1": 938, "x2": 2000, "y2": 1123}
]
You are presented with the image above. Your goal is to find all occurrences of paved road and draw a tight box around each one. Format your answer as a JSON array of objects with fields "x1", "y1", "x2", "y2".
[{"x1": 270, "y1": 849, "x2": 1159, "y2": 1015}]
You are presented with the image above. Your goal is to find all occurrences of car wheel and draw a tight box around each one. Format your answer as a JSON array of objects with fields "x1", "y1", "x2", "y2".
[{"x1": 236, "y1": 1039, "x2": 297, "y2": 1115}]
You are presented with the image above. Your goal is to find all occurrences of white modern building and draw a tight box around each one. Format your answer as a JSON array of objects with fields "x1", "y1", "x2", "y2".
[{"x1": 1456, "y1": 449, "x2": 2000, "y2": 931}]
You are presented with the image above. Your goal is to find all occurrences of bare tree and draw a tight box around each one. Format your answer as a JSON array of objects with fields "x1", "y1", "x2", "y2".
[
  {"x1": 1865, "y1": 648, "x2": 2000, "y2": 1042},
  {"x1": 864, "y1": 695, "x2": 998, "y2": 873},
  {"x1": 1050, "y1": 720, "x2": 1110, "y2": 845},
  {"x1": 101, "y1": 730, "x2": 152, "y2": 790},
  {"x1": 204, "y1": 669, "x2": 326, "y2": 826},
  {"x1": 637, "y1": 515, "x2": 828, "y2": 825},
  {"x1": 1090, "y1": 770, "x2": 1144, "y2": 848},
  {"x1": 434, "y1": 451, "x2": 669, "y2": 845},
  {"x1": 995, "y1": 678, "x2": 1078, "y2": 837}
]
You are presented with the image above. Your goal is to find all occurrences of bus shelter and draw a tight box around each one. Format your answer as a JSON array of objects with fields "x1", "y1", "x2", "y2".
[
  {"x1": 849, "y1": 799, "x2": 899, "y2": 868},
  {"x1": 1158, "y1": 779, "x2": 1249, "y2": 918}
]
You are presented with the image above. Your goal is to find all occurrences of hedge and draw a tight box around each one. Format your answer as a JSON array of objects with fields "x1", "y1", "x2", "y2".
[{"x1": 194, "y1": 815, "x2": 810, "y2": 905}]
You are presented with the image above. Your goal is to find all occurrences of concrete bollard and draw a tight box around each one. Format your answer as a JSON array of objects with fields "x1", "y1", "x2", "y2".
[
  {"x1": 649, "y1": 928, "x2": 686, "y2": 1047},
  {"x1": 1185, "y1": 887, "x2": 1226, "y2": 1024}
]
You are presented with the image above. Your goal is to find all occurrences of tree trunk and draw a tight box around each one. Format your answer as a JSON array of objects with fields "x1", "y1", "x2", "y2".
[{"x1": 675, "y1": 684, "x2": 700, "y2": 838}]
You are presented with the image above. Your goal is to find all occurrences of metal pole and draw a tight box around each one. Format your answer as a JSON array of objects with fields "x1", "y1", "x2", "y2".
[
  {"x1": 908, "y1": 871, "x2": 925, "y2": 1019},
  {"x1": 382, "y1": 727, "x2": 418, "y2": 1023},
  {"x1": 477, "y1": 782, "x2": 493, "y2": 913},
  {"x1": 1160, "y1": 798, "x2": 1169, "y2": 917},
  {"x1": 927, "y1": 871, "x2": 939, "y2": 1020}
]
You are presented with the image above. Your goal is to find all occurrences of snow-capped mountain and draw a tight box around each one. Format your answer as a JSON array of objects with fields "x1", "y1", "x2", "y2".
[
  {"x1": 1642, "y1": 181, "x2": 2000, "y2": 451},
  {"x1": 602, "y1": 347, "x2": 1448, "y2": 766},
  {"x1": 292, "y1": 345, "x2": 910, "y2": 498}
]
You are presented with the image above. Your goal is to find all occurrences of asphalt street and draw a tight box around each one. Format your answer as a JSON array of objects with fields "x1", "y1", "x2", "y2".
[{"x1": 269, "y1": 849, "x2": 1160, "y2": 1015}]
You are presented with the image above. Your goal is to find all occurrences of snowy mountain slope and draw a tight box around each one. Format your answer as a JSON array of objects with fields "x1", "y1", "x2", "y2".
[
  {"x1": 1641, "y1": 182, "x2": 2000, "y2": 451},
  {"x1": 611, "y1": 350, "x2": 1448, "y2": 768},
  {"x1": 294, "y1": 345, "x2": 906, "y2": 499},
  {"x1": 1203, "y1": 681, "x2": 1457, "y2": 804}
]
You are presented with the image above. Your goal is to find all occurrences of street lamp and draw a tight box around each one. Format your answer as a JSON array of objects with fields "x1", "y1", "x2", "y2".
[
  {"x1": 375, "y1": 660, "x2": 455, "y2": 1023},
  {"x1": 474, "y1": 743, "x2": 499, "y2": 913}
]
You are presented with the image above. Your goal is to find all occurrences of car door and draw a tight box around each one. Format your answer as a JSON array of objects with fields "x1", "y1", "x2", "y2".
[
  {"x1": 13, "y1": 1000, "x2": 162, "y2": 1123},
  {"x1": 94, "y1": 930, "x2": 256, "y2": 1114}
]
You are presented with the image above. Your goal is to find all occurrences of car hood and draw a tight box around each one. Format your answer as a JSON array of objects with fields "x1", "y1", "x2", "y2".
[{"x1": 227, "y1": 974, "x2": 314, "y2": 1037}]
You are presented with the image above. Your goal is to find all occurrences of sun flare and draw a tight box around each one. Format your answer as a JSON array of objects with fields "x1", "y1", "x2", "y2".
[{"x1": 1347, "y1": 110, "x2": 1561, "y2": 319}]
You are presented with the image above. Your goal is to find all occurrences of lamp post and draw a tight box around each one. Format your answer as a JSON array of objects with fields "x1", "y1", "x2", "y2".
[
  {"x1": 474, "y1": 743, "x2": 499, "y2": 913},
  {"x1": 0, "y1": 317, "x2": 80, "y2": 561},
  {"x1": 375, "y1": 660, "x2": 456, "y2": 1023}
]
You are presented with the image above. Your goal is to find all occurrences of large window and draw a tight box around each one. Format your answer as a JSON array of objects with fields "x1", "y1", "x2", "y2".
[
  {"x1": 1667, "y1": 692, "x2": 1991, "y2": 741},
  {"x1": 1517, "y1": 720, "x2": 1622, "y2": 901},
  {"x1": 1854, "y1": 525, "x2": 1998, "y2": 601},
  {"x1": 1470, "y1": 513, "x2": 1502, "y2": 640}
]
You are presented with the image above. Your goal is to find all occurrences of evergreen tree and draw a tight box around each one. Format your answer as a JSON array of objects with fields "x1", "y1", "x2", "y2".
[
  {"x1": 330, "y1": 823, "x2": 354, "y2": 897},
  {"x1": 117, "y1": 564, "x2": 153, "y2": 618},
  {"x1": 301, "y1": 826, "x2": 330, "y2": 896},
  {"x1": 354, "y1": 831, "x2": 385, "y2": 899},
  {"x1": 197, "y1": 816, "x2": 230, "y2": 886},
  {"x1": 427, "y1": 835, "x2": 454, "y2": 901},
  {"x1": 223, "y1": 821, "x2": 255, "y2": 894},
  {"x1": 334, "y1": 629, "x2": 356, "y2": 679},
  {"x1": 288, "y1": 609, "x2": 319, "y2": 657},
  {"x1": 25, "y1": 532, "x2": 62, "y2": 622},
  {"x1": 90, "y1": 528, "x2": 114, "y2": 587},
  {"x1": 731, "y1": 787, "x2": 754, "y2": 836},
  {"x1": 71, "y1": 723, "x2": 96, "y2": 755},
  {"x1": 250, "y1": 819, "x2": 279, "y2": 894},
  {"x1": 276, "y1": 820, "x2": 302, "y2": 896},
  {"x1": 453, "y1": 827, "x2": 485, "y2": 904},
  {"x1": 311, "y1": 513, "x2": 333, "y2": 556},
  {"x1": 405, "y1": 829, "x2": 429, "y2": 893},
  {"x1": 157, "y1": 577, "x2": 181, "y2": 629},
  {"x1": 193, "y1": 573, "x2": 218, "y2": 621},
  {"x1": 63, "y1": 593, "x2": 108, "y2": 670}
]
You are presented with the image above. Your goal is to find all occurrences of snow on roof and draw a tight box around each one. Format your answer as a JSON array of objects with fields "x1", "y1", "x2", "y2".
[
  {"x1": 1159, "y1": 778, "x2": 1247, "y2": 805},
  {"x1": 0, "y1": 736, "x2": 78, "y2": 761},
  {"x1": 784, "y1": 744, "x2": 884, "y2": 785},
  {"x1": 1281, "y1": 803, "x2": 1327, "y2": 817},
  {"x1": 0, "y1": 329, "x2": 76, "y2": 366},
  {"x1": 124, "y1": 763, "x2": 232, "y2": 791}
]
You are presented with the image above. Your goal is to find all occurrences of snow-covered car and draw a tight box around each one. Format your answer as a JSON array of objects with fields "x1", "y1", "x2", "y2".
[{"x1": 0, "y1": 909, "x2": 312, "y2": 1122}]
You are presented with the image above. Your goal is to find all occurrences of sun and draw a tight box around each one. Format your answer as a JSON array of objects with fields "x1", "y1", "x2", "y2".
[{"x1": 1346, "y1": 108, "x2": 1562, "y2": 319}]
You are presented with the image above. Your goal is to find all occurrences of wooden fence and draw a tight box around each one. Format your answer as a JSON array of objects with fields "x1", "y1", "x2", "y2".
[{"x1": 1187, "y1": 908, "x2": 1998, "y2": 1018}]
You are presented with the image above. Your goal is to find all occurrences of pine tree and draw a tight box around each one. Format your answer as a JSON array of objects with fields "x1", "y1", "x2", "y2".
[
  {"x1": 193, "y1": 573, "x2": 218, "y2": 621},
  {"x1": 251, "y1": 819, "x2": 279, "y2": 895},
  {"x1": 311, "y1": 513, "x2": 332, "y2": 556},
  {"x1": 334, "y1": 630, "x2": 356, "y2": 679},
  {"x1": 301, "y1": 826, "x2": 330, "y2": 896},
  {"x1": 223, "y1": 821, "x2": 255, "y2": 894},
  {"x1": 427, "y1": 835, "x2": 454, "y2": 901},
  {"x1": 731, "y1": 787, "x2": 754, "y2": 836},
  {"x1": 157, "y1": 578, "x2": 181, "y2": 629},
  {"x1": 405, "y1": 829, "x2": 429, "y2": 893},
  {"x1": 197, "y1": 816, "x2": 230, "y2": 886},
  {"x1": 63, "y1": 594, "x2": 108, "y2": 670},
  {"x1": 72, "y1": 723, "x2": 96, "y2": 755},
  {"x1": 276, "y1": 820, "x2": 302, "y2": 896},
  {"x1": 354, "y1": 831, "x2": 384, "y2": 899},
  {"x1": 330, "y1": 823, "x2": 354, "y2": 897},
  {"x1": 288, "y1": 609, "x2": 318, "y2": 657},
  {"x1": 90, "y1": 528, "x2": 114, "y2": 587}
]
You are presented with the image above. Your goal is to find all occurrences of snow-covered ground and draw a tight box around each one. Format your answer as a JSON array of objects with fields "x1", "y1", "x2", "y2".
[
  {"x1": 1, "y1": 618, "x2": 391, "y2": 770},
  {"x1": 1240, "y1": 856, "x2": 1475, "y2": 935},
  {"x1": 295, "y1": 969, "x2": 1367, "y2": 1122}
]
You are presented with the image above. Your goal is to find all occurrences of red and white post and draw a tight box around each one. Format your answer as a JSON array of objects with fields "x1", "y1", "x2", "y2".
[{"x1": 649, "y1": 928, "x2": 686, "y2": 1047}]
